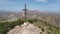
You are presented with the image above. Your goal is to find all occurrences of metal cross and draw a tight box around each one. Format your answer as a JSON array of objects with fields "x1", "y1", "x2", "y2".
[{"x1": 23, "y1": 4, "x2": 28, "y2": 22}]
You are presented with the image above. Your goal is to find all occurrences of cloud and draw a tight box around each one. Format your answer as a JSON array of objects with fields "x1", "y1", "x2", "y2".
[
  {"x1": 36, "y1": 0, "x2": 48, "y2": 2},
  {"x1": 0, "y1": 0, "x2": 15, "y2": 5},
  {"x1": 35, "y1": 0, "x2": 60, "y2": 3}
]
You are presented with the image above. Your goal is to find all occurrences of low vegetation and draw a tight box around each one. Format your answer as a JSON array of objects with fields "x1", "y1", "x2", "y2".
[
  {"x1": 0, "y1": 19, "x2": 24, "y2": 34},
  {"x1": 0, "y1": 19, "x2": 60, "y2": 34},
  {"x1": 28, "y1": 19, "x2": 60, "y2": 34}
]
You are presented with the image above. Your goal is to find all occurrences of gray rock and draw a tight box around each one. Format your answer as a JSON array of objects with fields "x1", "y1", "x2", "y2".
[{"x1": 7, "y1": 22, "x2": 47, "y2": 34}]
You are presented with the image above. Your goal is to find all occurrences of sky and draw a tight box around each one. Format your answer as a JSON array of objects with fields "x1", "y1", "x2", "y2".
[{"x1": 0, "y1": 0, "x2": 60, "y2": 12}]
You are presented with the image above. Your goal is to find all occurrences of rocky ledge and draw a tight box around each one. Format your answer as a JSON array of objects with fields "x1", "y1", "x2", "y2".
[{"x1": 7, "y1": 22, "x2": 47, "y2": 34}]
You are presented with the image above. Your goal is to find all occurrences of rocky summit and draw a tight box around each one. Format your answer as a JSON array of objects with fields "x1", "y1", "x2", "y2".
[{"x1": 7, "y1": 22, "x2": 47, "y2": 34}]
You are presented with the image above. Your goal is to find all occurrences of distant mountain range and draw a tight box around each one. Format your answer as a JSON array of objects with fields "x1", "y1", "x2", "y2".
[
  {"x1": 0, "y1": 10, "x2": 60, "y2": 14},
  {"x1": 0, "y1": 10, "x2": 60, "y2": 28}
]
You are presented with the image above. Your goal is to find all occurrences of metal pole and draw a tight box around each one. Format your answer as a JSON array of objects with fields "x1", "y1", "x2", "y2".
[{"x1": 25, "y1": 4, "x2": 27, "y2": 22}]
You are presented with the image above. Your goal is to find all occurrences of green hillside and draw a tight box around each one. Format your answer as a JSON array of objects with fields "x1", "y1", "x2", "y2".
[
  {"x1": 0, "y1": 19, "x2": 60, "y2": 34},
  {"x1": 28, "y1": 19, "x2": 60, "y2": 34}
]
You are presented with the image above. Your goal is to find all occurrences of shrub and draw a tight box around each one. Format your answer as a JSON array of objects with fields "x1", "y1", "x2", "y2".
[
  {"x1": 28, "y1": 19, "x2": 38, "y2": 23},
  {"x1": 0, "y1": 19, "x2": 24, "y2": 34}
]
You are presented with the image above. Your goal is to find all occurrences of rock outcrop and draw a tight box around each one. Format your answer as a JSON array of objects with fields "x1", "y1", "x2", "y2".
[{"x1": 7, "y1": 22, "x2": 47, "y2": 34}]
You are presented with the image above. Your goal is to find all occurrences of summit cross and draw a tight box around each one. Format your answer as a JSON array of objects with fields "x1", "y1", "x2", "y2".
[{"x1": 23, "y1": 4, "x2": 28, "y2": 21}]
